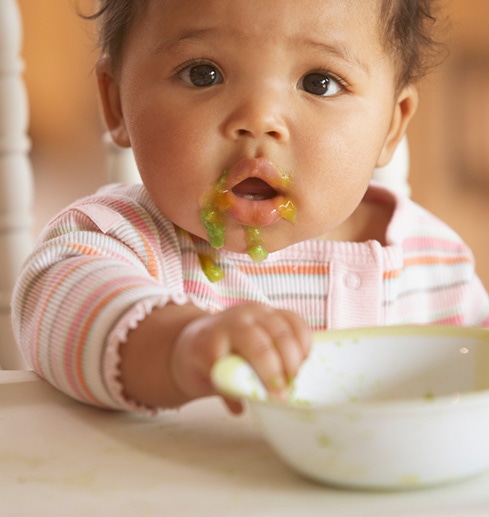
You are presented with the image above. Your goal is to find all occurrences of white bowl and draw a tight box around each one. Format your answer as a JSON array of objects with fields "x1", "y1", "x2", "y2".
[{"x1": 211, "y1": 325, "x2": 489, "y2": 490}]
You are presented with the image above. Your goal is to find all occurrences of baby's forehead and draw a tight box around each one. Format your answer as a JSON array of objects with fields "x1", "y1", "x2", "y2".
[
  {"x1": 104, "y1": 0, "x2": 436, "y2": 88},
  {"x1": 133, "y1": 1, "x2": 384, "y2": 43}
]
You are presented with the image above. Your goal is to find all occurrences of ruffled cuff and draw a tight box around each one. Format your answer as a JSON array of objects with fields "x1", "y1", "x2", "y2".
[{"x1": 103, "y1": 291, "x2": 190, "y2": 415}]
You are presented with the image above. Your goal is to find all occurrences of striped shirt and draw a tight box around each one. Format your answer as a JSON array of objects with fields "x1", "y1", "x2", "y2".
[{"x1": 11, "y1": 182, "x2": 489, "y2": 412}]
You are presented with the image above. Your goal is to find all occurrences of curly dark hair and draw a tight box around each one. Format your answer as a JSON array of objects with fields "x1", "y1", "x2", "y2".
[
  {"x1": 81, "y1": 0, "x2": 444, "y2": 88},
  {"x1": 379, "y1": 0, "x2": 445, "y2": 86}
]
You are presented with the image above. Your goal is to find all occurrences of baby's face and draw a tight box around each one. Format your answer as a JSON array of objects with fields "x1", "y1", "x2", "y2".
[{"x1": 103, "y1": 0, "x2": 416, "y2": 255}]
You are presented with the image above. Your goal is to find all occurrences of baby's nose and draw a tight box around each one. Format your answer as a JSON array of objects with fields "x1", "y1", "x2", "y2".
[{"x1": 223, "y1": 90, "x2": 290, "y2": 143}]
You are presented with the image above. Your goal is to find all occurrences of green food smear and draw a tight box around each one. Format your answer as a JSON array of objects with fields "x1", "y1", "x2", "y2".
[
  {"x1": 316, "y1": 434, "x2": 332, "y2": 448},
  {"x1": 401, "y1": 475, "x2": 421, "y2": 487},
  {"x1": 199, "y1": 170, "x2": 230, "y2": 250},
  {"x1": 198, "y1": 254, "x2": 224, "y2": 283},
  {"x1": 200, "y1": 207, "x2": 226, "y2": 249}
]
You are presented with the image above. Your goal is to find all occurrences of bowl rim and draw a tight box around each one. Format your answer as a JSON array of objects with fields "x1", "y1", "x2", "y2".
[
  {"x1": 312, "y1": 324, "x2": 489, "y2": 343},
  {"x1": 249, "y1": 387, "x2": 489, "y2": 416},
  {"x1": 221, "y1": 325, "x2": 489, "y2": 415}
]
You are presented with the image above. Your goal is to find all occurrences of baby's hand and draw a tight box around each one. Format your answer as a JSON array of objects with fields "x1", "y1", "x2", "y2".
[{"x1": 170, "y1": 303, "x2": 311, "y2": 411}]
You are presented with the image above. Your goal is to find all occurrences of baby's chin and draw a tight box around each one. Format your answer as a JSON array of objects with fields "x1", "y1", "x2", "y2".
[
  {"x1": 184, "y1": 214, "x2": 330, "y2": 259},
  {"x1": 218, "y1": 227, "x2": 313, "y2": 258}
]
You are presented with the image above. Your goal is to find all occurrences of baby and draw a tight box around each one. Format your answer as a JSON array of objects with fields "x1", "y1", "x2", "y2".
[{"x1": 12, "y1": 0, "x2": 489, "y2": 414}]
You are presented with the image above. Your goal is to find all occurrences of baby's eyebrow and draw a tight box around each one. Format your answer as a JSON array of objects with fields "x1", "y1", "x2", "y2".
[
  {"x1": 152, "y1": 26, "x2": 223, "y2": 54},
  {"x1": 299, "y1": 38, "x2": 371, "y2": 75}
]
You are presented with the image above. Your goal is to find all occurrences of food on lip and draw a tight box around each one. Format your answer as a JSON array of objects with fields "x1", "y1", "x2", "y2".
[
  {"x1": 276, "y1": 199, "x2": 297, "y2": 223},
  {"x1": 224, "y1": 159, "x2": 296, "y2": 228},
  {"x1": 199, "y1": 160, "x2": 296, "y2": 271}
]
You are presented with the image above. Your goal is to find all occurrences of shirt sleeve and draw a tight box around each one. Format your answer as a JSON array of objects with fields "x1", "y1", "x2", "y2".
[{"x1": 11, "y1": 187, "x2": 189, "y2": 413}]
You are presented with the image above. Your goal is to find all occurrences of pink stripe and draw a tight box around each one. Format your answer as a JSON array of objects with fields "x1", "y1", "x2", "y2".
[
  {"x1": 32, "y1": 259, "x2": 84, "y2": 374},
  {"x1": 105, "y1": 198, "x2": 160, "y2": 248},
  {"x1": 183, "y1": 279, "x2": 251, "y2": 307},
  {"x1": 89, "y1": 197, "x2": 161, "y2": 279},
  {"x1": 403, "y1": 236, "x2": 467, "y2": 253},
  {"x1": 431, "y1": 315, "x2": 465, "y2": 325},
  {"x1": 64, "y1": 274, "x2": 147, "y2": 404}
]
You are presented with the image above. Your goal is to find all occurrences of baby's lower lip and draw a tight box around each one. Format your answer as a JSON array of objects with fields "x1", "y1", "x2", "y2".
[{"x1": 227, "y1": 196, "x2": 283, "y2": 227}]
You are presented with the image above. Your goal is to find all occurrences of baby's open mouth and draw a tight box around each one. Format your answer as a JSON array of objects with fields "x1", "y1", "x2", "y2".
[
  {"x1": 231, "y1": 178, "x2": 278, "y2": 201},
  {"x1": 199, "y1": 158, "x2": 296, "y2": 255}
]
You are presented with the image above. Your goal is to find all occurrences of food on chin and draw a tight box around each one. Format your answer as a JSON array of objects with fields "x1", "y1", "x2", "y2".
[{"x1": 246, "y1": 226, "x2": 268, "y2": 263}]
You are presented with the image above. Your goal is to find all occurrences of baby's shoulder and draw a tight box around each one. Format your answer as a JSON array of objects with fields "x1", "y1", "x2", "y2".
[
  {"x1": 41, "y1": 183, "x2": 176, "y2": 244},
  {"x1": 391, "y1": 196, "x2": 473, "y2": 258}
]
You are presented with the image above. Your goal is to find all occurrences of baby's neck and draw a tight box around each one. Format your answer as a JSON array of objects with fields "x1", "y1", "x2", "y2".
[{"x1": 319, "y1": 199, "x2": 393, "y2": 245}]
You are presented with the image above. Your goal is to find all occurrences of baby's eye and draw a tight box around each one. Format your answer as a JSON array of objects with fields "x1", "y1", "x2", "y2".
[
  {"x1": 178, "y1": 62, "x2": 223, "y2": 87},
  {"x1": 299, "y1": 72, "x2": 343, "y2": 97}
]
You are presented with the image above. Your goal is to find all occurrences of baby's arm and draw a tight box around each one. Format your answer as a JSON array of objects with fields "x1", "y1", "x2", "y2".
[
  {"x1": 120, "y1": 302, "x2": 311, "y2": 412},
  {"x1": 11, "y1": 188, "x2": 311, "y2": 413}
]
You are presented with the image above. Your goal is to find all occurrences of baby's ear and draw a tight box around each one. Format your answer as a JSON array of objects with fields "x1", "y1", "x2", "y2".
[
  {"x1": 376, "y1": 85, "x2": 418, "y2": 168},
  {"x1": 96, "y1": 56, "x2": 131, "y2": 148}
]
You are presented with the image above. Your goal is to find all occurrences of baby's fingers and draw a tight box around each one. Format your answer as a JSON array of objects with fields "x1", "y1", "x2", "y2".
[
  {"x1": 229, "y1": 318, "x2": 286, "y2": 394},
  {"x1": 272, "y1": 309, "x2": 312, "y2": 380},
  {"x1": 258, "y1": 315, "x2": 303, "y2": 386},
  {"x1": 233, "y1": 308, "x2": 310, "y2": 395}
]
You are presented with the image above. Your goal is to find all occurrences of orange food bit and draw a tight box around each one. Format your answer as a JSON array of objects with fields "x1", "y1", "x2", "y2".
[{"x1": 277, "y1": 198, "x2": 297, "y2": 223}]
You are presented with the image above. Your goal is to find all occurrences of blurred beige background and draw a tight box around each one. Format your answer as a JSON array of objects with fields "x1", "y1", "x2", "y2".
[{"x1": 17, "y1": 0, "x2": 489, "y2": 289}]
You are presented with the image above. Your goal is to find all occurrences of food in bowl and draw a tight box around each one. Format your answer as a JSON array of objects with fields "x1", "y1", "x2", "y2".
[{"x1": 211, "y1": 325, "x2": 489, "y2": 490}]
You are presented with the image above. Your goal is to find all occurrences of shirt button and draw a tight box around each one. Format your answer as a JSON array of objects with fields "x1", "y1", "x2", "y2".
[{"x1": 344, "y1": 273, "x2": 361, "y2": 290}]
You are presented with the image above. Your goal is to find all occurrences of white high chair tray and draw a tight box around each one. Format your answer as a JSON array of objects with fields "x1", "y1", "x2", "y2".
[{"x1": 2, "y1": 370, "x2": 489, "y2": 516}]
